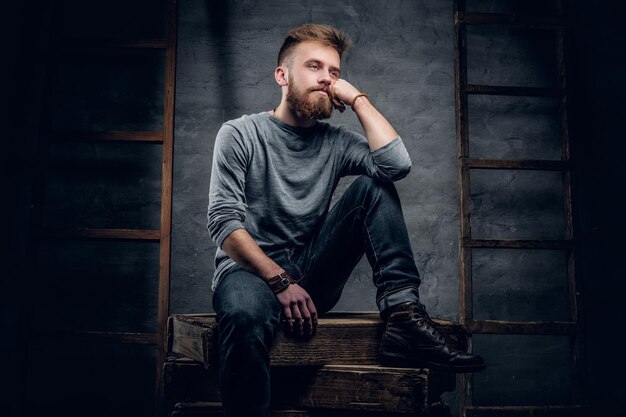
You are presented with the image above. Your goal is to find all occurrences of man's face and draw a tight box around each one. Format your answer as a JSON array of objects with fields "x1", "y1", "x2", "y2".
[{"x1": 284, "y1": 41, "x2": 341, "y2": 120}]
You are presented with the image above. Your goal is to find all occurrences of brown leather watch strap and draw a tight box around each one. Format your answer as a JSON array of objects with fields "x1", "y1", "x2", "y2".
[{"x1": 267, "y1": 271, "x2": 295, "y2": 294}]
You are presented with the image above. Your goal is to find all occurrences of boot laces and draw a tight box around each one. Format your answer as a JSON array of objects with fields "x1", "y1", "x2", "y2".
[{"x1": 411, "y1": 302, "x2": 445, "y2": 343}]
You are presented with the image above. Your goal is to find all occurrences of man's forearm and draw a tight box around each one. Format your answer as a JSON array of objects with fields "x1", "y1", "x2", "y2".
[
  {"x1": 221, "y1": 227, "x2": 317, "y2": 336},
  {"x1": 221, "y1": 228, "x2": 284, "y2": 280},
  {"x1": 351, "y1": 96, "x2": 398, "y2": 151},
  {"x1": 331, "y1": 79, "x2": 398, "y2": 151}
]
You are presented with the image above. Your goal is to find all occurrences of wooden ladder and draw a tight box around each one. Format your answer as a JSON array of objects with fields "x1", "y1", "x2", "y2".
[
  {"x1": 22, "y1": 0, "x2": 178, "y2": 414},
  {"x1": 453, "y1": 1, "x2": 586, "y2": 416}
]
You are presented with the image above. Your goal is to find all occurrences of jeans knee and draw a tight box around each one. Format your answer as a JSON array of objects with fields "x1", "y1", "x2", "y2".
[
  {"x1": 218, "y1": 302, "x2": 279, "y2": 351},
  {"x1": 351, "y1": 175, "x2": 399, "y2": 203},
  {"x1": 221, "y1": 303, "x2": 270, "y2": 331}
]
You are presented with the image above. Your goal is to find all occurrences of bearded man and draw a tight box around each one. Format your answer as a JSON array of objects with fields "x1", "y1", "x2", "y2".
[{"x1": 207, "y1": 23, "x2": 485, "y2": 417}]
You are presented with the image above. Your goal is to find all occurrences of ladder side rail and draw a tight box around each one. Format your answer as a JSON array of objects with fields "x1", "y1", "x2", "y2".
[{"x1": 156, "y1": 0, "x2": 178, "y2": 415}]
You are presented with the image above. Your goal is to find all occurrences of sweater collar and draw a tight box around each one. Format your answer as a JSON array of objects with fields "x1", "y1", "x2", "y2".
[{"x1": 265, "y1": 111, "x2": 323, "y2": 137}]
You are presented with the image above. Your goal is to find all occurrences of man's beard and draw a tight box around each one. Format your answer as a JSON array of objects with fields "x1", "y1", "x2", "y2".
[{"x1": 286, "y1": 75, "x2": 333, "y2": 120}]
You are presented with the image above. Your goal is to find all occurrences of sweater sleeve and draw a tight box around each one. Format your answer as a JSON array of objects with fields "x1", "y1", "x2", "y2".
[
  {"x1": 207, "y1": 123, "x2": 249, "y2": 248},
  {"x1": 340, "y1": 131, "x2": 412, "y2": 182}
]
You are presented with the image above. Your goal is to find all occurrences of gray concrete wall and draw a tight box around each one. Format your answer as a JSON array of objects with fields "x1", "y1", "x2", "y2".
[
  {"x1": 169, "y1": 0, "x2": 573, "y2": 409},
  {"x1": 171, "y1": 0, "x2": 462, "y2": 318}
]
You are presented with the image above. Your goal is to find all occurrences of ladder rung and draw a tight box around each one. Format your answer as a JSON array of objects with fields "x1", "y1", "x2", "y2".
[
  {"x1": 51, "y1": 130, "x2": 164, "y2": 144},
  {"x1": 465, "y1": 84, "x2": 563, "y2": 97},
  {"x1": 42, "y1": 330, "x2": 158, "y2": 344},
  {"x1": 466, "y1": 320, "x2": 577, "y2": 335},
  {"x1": 461, "y1": 158, "x2": 568, "y2": 171},
  {"x1": 47, "y1": 228, "x2": 161, "y2": 241},
  {"x1": 455, "y1": 11, "x2": 566, "y2": 30},
  {"x1": 463, "y1": 238, "x2": 571, "y2": 250},
  {"x1": 62, "y1": 38, "x2": 168, "y2": 49}
]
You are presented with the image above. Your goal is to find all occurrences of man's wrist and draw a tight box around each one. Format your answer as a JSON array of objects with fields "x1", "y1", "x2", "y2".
[
  {"x1": 266, "y1": 271, "x2": 296, "y2": 294},
  {"x1": 350, "y1": 93, "x2": 368, "y2": 110}
]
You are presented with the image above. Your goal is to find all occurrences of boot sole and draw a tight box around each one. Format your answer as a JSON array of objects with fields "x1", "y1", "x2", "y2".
[{"x1": 378, "y1": 352, "x2": 486, "y2": 373}]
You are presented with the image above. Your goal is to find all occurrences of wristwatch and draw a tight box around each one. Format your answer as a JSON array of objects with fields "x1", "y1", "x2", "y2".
[{"x1": 267, "y1": 271, "x2": 296, "y2": 294}]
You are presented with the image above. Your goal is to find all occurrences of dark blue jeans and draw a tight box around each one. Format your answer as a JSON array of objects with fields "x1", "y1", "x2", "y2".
[{"x1": 212, "y1": 176, "x2": 421, "y2": 417}]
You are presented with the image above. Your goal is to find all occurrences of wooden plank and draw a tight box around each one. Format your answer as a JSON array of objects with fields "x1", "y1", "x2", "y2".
[
  {"x1": 283, "y1": 365, "x2": 430, "y2": 413},
  {"x1": 554, "y1": 16, "x2": 583, "y2": 403},
  {"x1": 453, "y1": 0, "x2": 472, "y2": 332},
  {"x1": 162, "y1": 355, "x2": 454, "y2": 414},
  {"x1": 465, "y1": 84, "x2": 563, "y2": 97},
  {"x1": 461, "y1": 158, "x2": 568, "y2": 171},
  {"x1": 463, "y1": 238, "x2": 571, "y2": 250},
  {"x1": 465, "y1": 320, "x2": 577, "y2": 335},
  {"x1": 168, "y1": 313, "x2": 467, "y2": 369},
  {"x1": 156, "y1": 0, "x2": 178, "y2": 411},
  {"x1": 46, "y1": 228, "x2": 161, "y2": 241},
  {"x1": 51, "y1": 130, "x2": 164, "y2": 143},
  {"x1": 464, "y1": 405, "x2": 590, "y2": 417},
  {"x1": 169, "y1": 316, "x2": 209, "y2": 365},
  {"x1": 162, "y1": 356, "x2": 221, "y2": 408},
  {"x1": 166, "y1": 316, "x2": 175, "y2": 354},
  {"x1": 454, "y1": 5, "x2": 470, "y2": 160},
  {"x1": 455, "y1": 12, "x2": 566, "y2": 30}
]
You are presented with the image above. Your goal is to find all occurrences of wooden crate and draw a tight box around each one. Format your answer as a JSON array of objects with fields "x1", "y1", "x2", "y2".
[
  {"x1": 166, "y1": 312, "x2": 467, "y2": 369},
  {"x1": 163, "y1": 312, "x2": 461, "y2": 416},
  {"x1": 163, "y1": 354, "x2": 455, "y2": 415}
]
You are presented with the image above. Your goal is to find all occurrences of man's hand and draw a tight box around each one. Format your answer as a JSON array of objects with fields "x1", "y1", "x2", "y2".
[
  {"x1": 331, "y1": 79, "x2": 399, "y2": 151},
  {"x1": 276, "y1": 283, "x2": 318, "y2": 337},
  {"x1": 330, "y1": 79, "x2": 362, "y2": 113}
]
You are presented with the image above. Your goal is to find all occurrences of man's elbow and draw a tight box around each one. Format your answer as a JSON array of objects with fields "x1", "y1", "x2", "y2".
[
  {"x1": 397, "y1": 158, "x2": 412, "y2": 179},
  {"x1": 207, "y1": 210, "x2": 246, "y2": 247},
  {"x1": 379, "y1": 160, "x2": 412, "y2": 182}
]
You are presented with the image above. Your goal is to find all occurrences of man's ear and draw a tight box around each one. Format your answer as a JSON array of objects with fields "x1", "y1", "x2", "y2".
[{"x1": 274, "y1": 66, "x2": 288, "y2": 87}]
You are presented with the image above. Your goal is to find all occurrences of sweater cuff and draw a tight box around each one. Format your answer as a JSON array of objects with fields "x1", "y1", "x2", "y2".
[{"x1": 215, "y1": 221, "x2": 246, "y2": 248}]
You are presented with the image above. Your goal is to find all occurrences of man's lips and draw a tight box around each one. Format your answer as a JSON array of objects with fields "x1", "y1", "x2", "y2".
[
  {"x1": 307, "y1": 87, "x2": 345, "y2": 112},
  {"x1": 311, "y1": 89, "x2": 329, "y2": 96}
]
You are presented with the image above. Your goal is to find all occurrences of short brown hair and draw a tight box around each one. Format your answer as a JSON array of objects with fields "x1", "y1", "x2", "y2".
[{"x1": 277, "y1": 23, "x2": 351, "y2": 67}]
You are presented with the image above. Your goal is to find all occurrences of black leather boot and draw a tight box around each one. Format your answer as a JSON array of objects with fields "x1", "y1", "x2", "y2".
[{"x1": 379, "y1": 301, "x2": 485, "y2": 373}]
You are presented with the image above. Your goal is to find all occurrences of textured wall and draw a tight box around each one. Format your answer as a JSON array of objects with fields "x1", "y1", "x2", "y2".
[
  {"x1": 171, "y1": 0, "x2": 462, "y2": 318},
  {"x1": 169, "y1": 0, "x2": 573, "y2": 410},
  {"x1": 170, "y1": 0, "x2": 568, "y2": 327}
]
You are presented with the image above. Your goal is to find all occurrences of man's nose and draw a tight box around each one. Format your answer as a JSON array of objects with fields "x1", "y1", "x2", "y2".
[{"x1": 318, "y1": 70, "x2": 332, "y2": 85}]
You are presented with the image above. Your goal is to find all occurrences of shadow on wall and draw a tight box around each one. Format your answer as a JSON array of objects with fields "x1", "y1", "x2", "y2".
[{"x1": 204, "y1": 1, "x2": 236, "y2": 113}]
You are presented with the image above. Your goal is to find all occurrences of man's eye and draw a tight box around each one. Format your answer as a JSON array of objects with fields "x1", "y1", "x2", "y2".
[
  {"x1": 330, "y1": 71, "x2": 340, "y2": 78},
  {"x1": 308, "y1": 64, "x2": 319, "y2": 70}
]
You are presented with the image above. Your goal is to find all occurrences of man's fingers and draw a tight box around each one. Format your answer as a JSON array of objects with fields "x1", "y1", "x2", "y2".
[
  {"x1": 282, "y1": 305, "x2": 294, "y2": 333},
  {"x1": 331, "y1": 78, "x2": 360, "y2": 107},
  {"x1": 298, "y1": 300, "x2": 313, "y2": 336},
  {"x1": 290, "y1": 302, "x2": 304, "y2": 335},
  {"x1": 306, "y1": 298, "x2": 318, "y2": 334},
  {"x1": 333, "y1": 98, "x2": 346, "y2": 113},
  {"x1": 276, "y1": 285, "x2": 317, "y2": 336}
]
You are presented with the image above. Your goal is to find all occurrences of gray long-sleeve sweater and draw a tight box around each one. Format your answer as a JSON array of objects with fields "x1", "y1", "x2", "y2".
[{"x1": 207, "y1": 112, "x2": 412, "y2": 290}]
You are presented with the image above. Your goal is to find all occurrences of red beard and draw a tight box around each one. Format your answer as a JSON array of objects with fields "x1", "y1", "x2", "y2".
[{"x1": 286, "y1": 76, "x2": 334, "y2": 120}]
